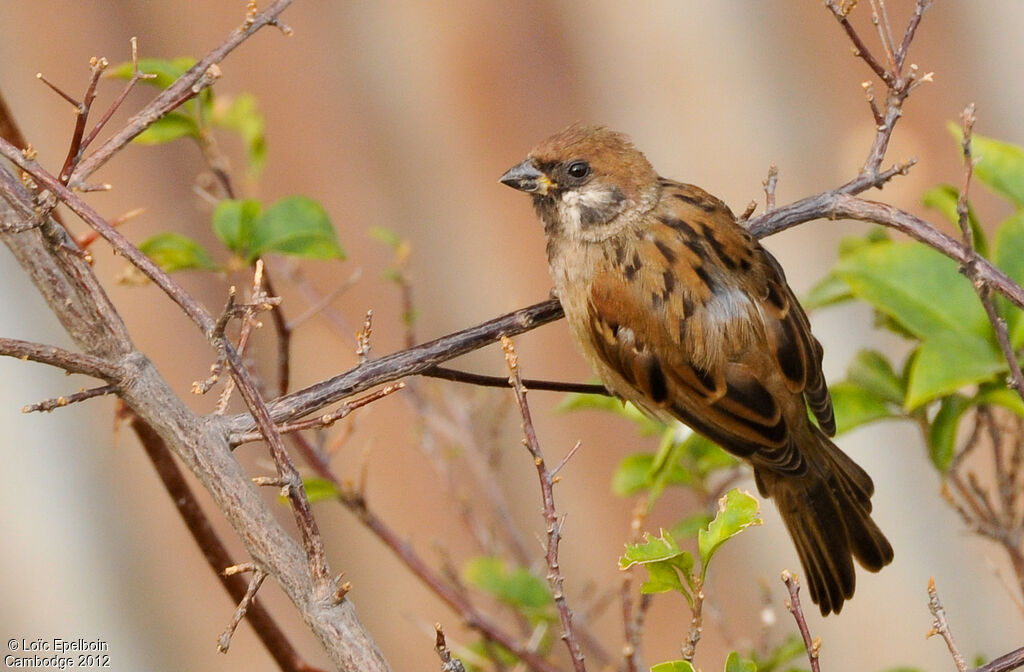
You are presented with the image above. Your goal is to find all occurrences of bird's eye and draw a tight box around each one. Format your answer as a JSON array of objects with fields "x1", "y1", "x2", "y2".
[{"x1": 566, "y1": 161, "x2": 591, "y2": 180}]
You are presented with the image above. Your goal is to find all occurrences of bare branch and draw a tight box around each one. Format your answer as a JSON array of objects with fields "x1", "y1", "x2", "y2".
[
  {"x1": 927, "y1": 577, "x2": 967, "y2": 672},
  {"x1": 422, "y1": 365, "x2": 609, "y2": 396},
  {"x1": 503, "y1": 336, "x2": 586, "y2": 672},
  {"x1": 126, "y1": 411, "x2": 328, "y2": 672},
  {"x1": 22, "y1": 383, "x2": 117, "y2": 413},
  {"x1": 782, "y1": 570, "x2": 821, "y2": 672},
  {"x1": 0, "y1": 337, "x2": 122, "y2": 379},
  {"x1": 67, "y1": 0, "x2": 297, "y2": 188},
  {"x1": 218, "y1": 568, "x2": 268, "y2": 653}
]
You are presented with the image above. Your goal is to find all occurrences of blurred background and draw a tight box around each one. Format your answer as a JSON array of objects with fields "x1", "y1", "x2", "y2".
[{"x1": 0, "y1": 2, "x2": 1022, "y2": 671}]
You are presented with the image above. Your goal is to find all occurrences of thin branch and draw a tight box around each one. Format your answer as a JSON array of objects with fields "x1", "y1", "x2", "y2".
[
  {"x1": 67, "y1": 0, "x2": 297, "y2": 188},
  {"x1": 823, "y1": 0, "x2": 895, "y2": 86},
  {"x1": 0, "y1": 138, "x2": 215, "y2": 331},
  {"x1": 22, "y1": 383, "x2": 117, "y2": 413},
  {"x1": 126, "y1": 410, "x2": 326, "y2": 672},
  {"x1": 953, "y1": 103, "x2": 1024, "y2": 401},
  {"x1": 927, "y1": 577, "x2": 967, "y2": 672},
  {"x1": 218, "y1": 568, "x2": 268, "y2": 653},
  {"x1": 230, "y1": 383, "x2": 405, "y2": 446},
  {"x1": 763, "y1": 163, "x2": 778, "y2": 212},
  {"x1": 226, "y1": 299, "x2": 566, "y2": 435},
  {"x1": 747, "y1": 192, "x2": 1024, "y2": 311},
  {"x1": 782, "y1": 571, "x2": 821, "y2": 672},
  {"x1": 222, "y1": 343, "x2": 332, "y2": 589},
  {"x1": 0, "y1": 337, "x2": 122, "y2": 379},
  {"x1": 80, "y1": 38, "x2": 157, "y2": 152},
  {"x1": 423, "y1": 365, "x2": 609, "y2": 396},
  {"x1": 47, "y1": 55, "x2": 108, "y2": 184},
  {"x1": 502, "y1": 336, "x2": 586, "y2": 672}
]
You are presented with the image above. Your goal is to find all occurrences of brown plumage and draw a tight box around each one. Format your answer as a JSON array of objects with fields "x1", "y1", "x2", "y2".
[{"x1": 500, "y1": 124, "x2": 893, "y2": 615}]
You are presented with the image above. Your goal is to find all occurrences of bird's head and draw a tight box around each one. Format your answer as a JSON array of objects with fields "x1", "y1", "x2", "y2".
[{"x1": 500, "y1": 124, "x2": 659, "y2": 242}]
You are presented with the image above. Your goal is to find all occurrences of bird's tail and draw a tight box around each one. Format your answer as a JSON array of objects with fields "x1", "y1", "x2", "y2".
[{"x1": 754, "y1": 427, "x2": 893, "y2": 615}]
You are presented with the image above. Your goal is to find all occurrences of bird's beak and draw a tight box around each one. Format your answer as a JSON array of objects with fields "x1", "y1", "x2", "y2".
[{"x1": 500, "y1": 159, "x2": 553, "y2": 195}]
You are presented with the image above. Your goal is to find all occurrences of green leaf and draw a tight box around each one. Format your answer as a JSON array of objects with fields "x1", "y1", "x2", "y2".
[
  {"x1": 138, "y1": 232, "x2": 219, "y2": 272},
  {"x1": 829, "y1": 381, "x2": 895, "y2": 435},
  {"x1": 977, "y1": 383, "x2": 1024, "y2": 418},
  {"x1": 838, "y1": 228, "x2": 890, "y2": 258},
  {"x1": 725, "y1": 651, "x2": 758, "y2": 672},
  {"x1": 669, "y1": 512, "x2": 713, "y2": 540},
  {"x1": 108, "y1": 57, "x2": 198, "y2": 89},
  {"x1": 803, "y1": 273, "x2": 853, "y2": 310},
  {"x1": 612, "y1": 453, "x2": 659, "y2": 496},
  {"x1": 952, "y1": 123, "x2": 1024, "y2": 208},
  {"x1": 213, "y1": 92, "x2": 267, "y2": 175},
  {"x1": 212, "y1": 198, "x2": 262, "y2": 256},
  {"x1": 462, "y1": 557, "x2": 552, "y2": 613},
  {"x1": 993, "y1": 211, "x2": 1024, "y2": 347},
  {"x1": 751, "y1": 634, "x2": 806, "y2": 672},
  {"x1": 248, "y1": 196, "x2": 345, "y2": 261},
  {"x1": 133, "y1": 112, "x2": 199, "y2": 144},
  {"x1": 368, "y1": 225, "x2": 403, "y2": 248},
  {"x1": 846, "y1": 349, "x2": 905, "y2": 405},
  {"x1": 922, "y1": 184, "x2": 987, "y2": 257},
  {"x1": 652, "y1": 662, "x2": 696, "y2": 672},
  {"x1": 302, "y1": 477, "x2": 341, "y2": 504},
  {"x1": 698, "y1": 489, "x2": 762, "y2": 571},
  {"x1": 559, "y1": 392, "x2": 664, "y2": 436},
  {"x1": 620, "y1": 530, "x2": 685, "y2": 568},
  {"x1": 905, "y1": 332, "x2": 1004, "y2": 410},
  {"x1": 928, "y1": 394, "x2": 973, "y2": 473},
  {"x1": 620, "y1": 530, "x2": 695, "y2": 600},
  {"x1": 835, "y1": 240, "x2": 989, "y2": 339}
]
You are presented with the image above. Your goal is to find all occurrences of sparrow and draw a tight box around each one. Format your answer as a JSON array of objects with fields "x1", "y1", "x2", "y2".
[{"x1": 500, "y1": 124, "x2": 893, "y2": 615}]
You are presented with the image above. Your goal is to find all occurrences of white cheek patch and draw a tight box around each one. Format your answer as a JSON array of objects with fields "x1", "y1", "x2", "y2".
[{"x1": 557, "y1": 186, "x2": 625, "y2": 239}]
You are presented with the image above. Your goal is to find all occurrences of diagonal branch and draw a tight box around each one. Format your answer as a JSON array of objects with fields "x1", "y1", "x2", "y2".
[{"x1": 67, "y1": 0, "x2": 296, "y2": 188}]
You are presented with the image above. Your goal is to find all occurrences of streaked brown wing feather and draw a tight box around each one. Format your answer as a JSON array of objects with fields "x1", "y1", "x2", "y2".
[{"x1": 584, "y1": 181, "x2": 833, "y2": 475}]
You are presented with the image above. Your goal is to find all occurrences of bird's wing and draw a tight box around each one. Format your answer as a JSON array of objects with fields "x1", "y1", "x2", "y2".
[{"x1": 583, "y1": 199, "x2": 832, "y2": 475}]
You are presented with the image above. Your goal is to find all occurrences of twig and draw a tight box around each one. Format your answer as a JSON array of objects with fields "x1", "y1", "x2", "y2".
[
  {"x1": 356, "y1": 309, "x2": 374, "y2": 363},
  {"x1": 926, "y1": 577, "x2": 967, "y2": 672},
  {"x1": 0, "y1": 138, "x2": 215, "y2": 331},
  {"x1": 502, "y1": 336, "x2": 586, "y2": 672},
  {"x1": 823, "y1": 0, "x2": 895, "y2": 86},
  {"x1": 781, "y1": 571, "x2": 821, "y2": 672},
  {"x1": 22, "y1": 383, "x2": 117, "y2": 413},
  {"x1": 335, "y1": 477, "x2": 562, "y2": 672},
  {"x1": 230, "y1": 383, "x2": 405, "y2": 445},
  {"x1": 218, "y1": 568, "x2": 268, "y2": 653},
  {"x1": 40, "y1": 55, "x2": 109, "y2": 185},
  {"x1": 621, "y1": 501, "x2": 650, "y2": 672},
  {"x1": 763, "y1": 163, "x2": 778, "y2": 212},
  {"x1": 222, "y1": 343, "x2": 332, "y2": 589},
  {"x1": 226, "y1": 299, "x2": 566, "y2": 435},
  {"x1": 0, "y1": 337, "x2": 122, "y2": 380},
  {"x1": 81, "y1": 38, "x2": 156, "y2": 152},
  {"x1": 434, "y1": 624, "x2": 466, "y2": 672},
  {"x1": 127, "y1": 411, "x2": 326, "y2": 672},
  {"x1": 953, "y1": 103, "x2": 1024, "y2": 401},
  {"x1": 422, "y1": 365, "x2": 609, "y2": 396},
  {"x1": 67, "y1": 0, "x2": 297, "y2": 188},
  {"x1": 680, "y1": 576, "x2": 706, "y2": 662}
]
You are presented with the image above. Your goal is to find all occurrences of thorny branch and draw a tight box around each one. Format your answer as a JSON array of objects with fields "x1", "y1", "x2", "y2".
[{"x1": 502, "y1": 336, "x2": 586, "y2": 672}]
